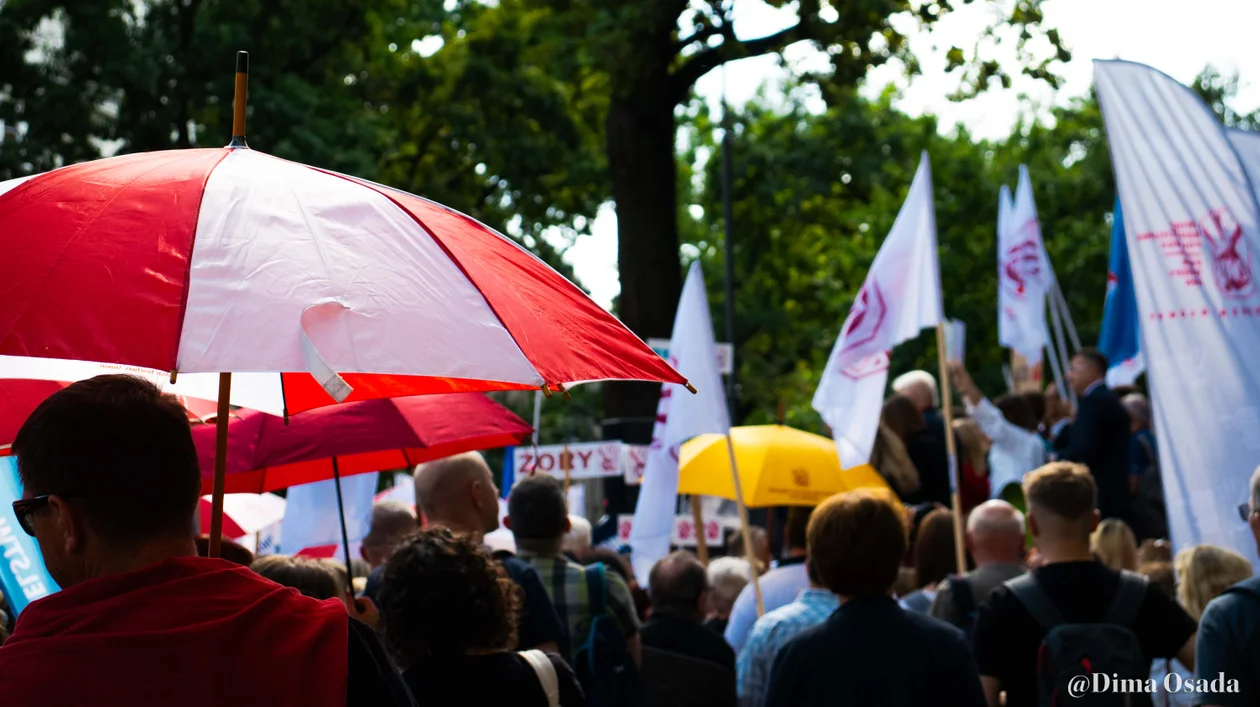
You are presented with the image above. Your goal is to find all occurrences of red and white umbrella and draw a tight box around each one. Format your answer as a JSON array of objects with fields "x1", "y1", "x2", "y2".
[{"x1": 0, "y1": 145, "x2": 683, "y2": 415}]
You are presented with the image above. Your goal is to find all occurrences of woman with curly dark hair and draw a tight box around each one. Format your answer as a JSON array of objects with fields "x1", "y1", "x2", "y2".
[{"x1": 378, "y1": 527, "x2": 585, "y2": 706}]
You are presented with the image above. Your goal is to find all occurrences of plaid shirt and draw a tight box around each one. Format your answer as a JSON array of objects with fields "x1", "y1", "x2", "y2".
[
  {"x1": 517, "y1": 551, "x2": 641, "y2": 663},
  {"x1": 737, "y1": 588, "x2": 839, "y2": 707}
]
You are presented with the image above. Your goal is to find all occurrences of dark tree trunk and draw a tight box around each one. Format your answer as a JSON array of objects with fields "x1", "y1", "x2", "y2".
[{"x1": 602, "y1": 76, "x2": 682, "y2": 423}]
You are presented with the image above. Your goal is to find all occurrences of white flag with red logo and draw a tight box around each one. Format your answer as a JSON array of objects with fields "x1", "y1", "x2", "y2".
[
  {"x1": 629, "y1": 261, "x2": 729, "y2": 582},
  {"x1": 813, "y1": 152, "x2": 943, "y2": 466},
  {"x1": 998, "y1": 166, "x2": 1050, "y2": 365},
  {"x1": 1096, "y1": 60, "x2": 1260, "y2": 565}
]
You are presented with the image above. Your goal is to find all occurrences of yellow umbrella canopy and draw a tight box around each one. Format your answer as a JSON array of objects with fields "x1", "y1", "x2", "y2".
[{"x1": 678, "y1": 425, "x2": 889, "y2": 507}]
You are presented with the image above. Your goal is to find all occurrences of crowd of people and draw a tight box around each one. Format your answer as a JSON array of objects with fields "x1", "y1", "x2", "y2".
[{"x1": 0, "y1": 349, "x2": 1258, "y2": 706}]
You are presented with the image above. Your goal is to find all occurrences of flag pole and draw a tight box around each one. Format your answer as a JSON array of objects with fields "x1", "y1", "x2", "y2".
[
  {"x1": 935, "y1": 324, "x2": 967, "y2": 575},
  {"x1": 724, "y1": 433, "x2": 764, "y2": 615},
  {"x1": 691, "y1": 496, "x2": 709, "y2": 565}
]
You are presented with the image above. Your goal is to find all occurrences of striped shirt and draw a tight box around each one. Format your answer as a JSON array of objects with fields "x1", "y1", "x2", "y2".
[
  {"x1": 516, "y1": 551, "x2": 640, "y2": 663},
  {"x1": 737, "y1": 588, "x2": 839, "y2": 707}
]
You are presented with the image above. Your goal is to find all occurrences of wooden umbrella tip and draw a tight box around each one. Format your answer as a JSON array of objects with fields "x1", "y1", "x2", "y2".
[
  {"x1": 169, "y1": 369, "x2": 178, "y2": 384},
  {"x1": 684, "y1": 382, "x2": 698, "y2": 394},
  {"x1": 541, "y1": 385, "x2": 553, "y2": 398}
]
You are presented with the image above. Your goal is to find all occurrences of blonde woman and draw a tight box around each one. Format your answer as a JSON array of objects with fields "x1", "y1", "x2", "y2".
[
  {"x1": 1091, "y1": 518, "x2": 1138, "y2": 572},
  {"x1": 870, "y1": 422, "x2": 921, "y2": 502},
  {"x1": 1149, "y1": 545, "x2": 1253, "y2": 707}
]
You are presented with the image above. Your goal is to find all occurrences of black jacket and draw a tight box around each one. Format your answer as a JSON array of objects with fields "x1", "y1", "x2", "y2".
[{"x1": 1058, "y1": 384, "x2": 1133, "y2": 522}]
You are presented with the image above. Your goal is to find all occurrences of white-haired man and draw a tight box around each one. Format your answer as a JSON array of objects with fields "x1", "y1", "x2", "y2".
[
  {"x1": 704, "y1": 556, "x2": 753, "y2": 635},
  {"x1": 929, "y1": 500, "x2": 1027, "y2": 635},
  {"x1": 1194, "y1": 466, "x2": 1260, "y2": 707},
  {"x1": 893, "y1": 369, "x2": 953, "y2": 502}
]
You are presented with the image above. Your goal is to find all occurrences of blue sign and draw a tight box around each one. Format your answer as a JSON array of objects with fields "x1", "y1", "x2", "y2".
[{"x1": 0, "y1": 456, "x2": 60, "y2": 615}]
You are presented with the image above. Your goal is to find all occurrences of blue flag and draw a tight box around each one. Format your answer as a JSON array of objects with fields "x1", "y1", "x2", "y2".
[
  {"x1": 0, "y1": 456, "x2": 60, "y2": 616},
  {"x1": 500, "y1": 446, "x2": 515, "y2": 500},
  {"x1": 1098, "y1": 198, "x2": 1144, "y2": 385}
]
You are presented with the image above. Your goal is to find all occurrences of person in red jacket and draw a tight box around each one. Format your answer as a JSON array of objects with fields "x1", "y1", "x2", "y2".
[{"x1": 0, "y1": 375, "x2": 415, "y2": 707}]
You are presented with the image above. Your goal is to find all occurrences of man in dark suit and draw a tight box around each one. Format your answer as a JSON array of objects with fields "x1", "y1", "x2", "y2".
[
  {"x1": 1057, "y1": 348, "x2": 1133, "y2": 523},
  {"x1": 640, "y1": 551, "x2": 736, "y2": 678}
]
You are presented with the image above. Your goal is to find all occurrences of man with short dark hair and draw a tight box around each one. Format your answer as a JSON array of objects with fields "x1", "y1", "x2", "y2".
[
  {"x1": 1193, "y1": 466, "x2": 1260, "y2": 707},
  {"x1": 1058, "y1": 348, "x2": 1134, "y2": 523},
  {"x1": 641, "y1": 551, "x2": 736, "y2": 675},
  {"x1": 725, "y1": 506, "x2": 813, "y2": 653},
  {"x1": 507, "y1": 473, "x2": 641, "y2": 665},
  {"x1": 764, "y1": 490, "x2": 984, "y2": 706},
  {"x1": 973, "y1": 462, "x2": 1197, "y2": 707},
  {"x1": 0, "y1": 375, "x2": 414, "y2": 707}
]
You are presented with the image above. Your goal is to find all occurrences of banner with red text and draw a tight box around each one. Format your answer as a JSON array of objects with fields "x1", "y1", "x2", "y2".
[{"x1": 1096, "y1": 60, "x2": 1260, "y2": 565}]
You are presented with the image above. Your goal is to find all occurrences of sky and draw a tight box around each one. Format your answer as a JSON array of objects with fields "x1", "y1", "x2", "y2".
[{"x1": 553, "y1": 0, "x2": 1260, "y2": 310}]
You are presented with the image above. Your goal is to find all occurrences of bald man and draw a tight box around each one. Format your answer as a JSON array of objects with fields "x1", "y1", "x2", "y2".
[
  {"x1": 368, "y1": 452, "x2": 563, "y2": 654},
  {"x1": 929, "y1": 500, "x2": 1027, "y2": 635}
]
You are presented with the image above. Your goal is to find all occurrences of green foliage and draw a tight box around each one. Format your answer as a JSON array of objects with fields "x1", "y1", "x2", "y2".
[{"x1": 684, "y1": 86, "x2": 1116, "y2": 429}]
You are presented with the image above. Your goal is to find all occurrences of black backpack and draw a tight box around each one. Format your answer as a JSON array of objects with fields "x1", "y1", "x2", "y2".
[
  {"x1": 1006, "y1": 570, "x2": 1150, "y2": 707},
  {"x1": 573, "y1": 563, "x2": 643, "y2": 707}
]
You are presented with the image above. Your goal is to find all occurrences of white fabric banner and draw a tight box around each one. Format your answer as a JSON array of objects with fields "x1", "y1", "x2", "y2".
[
  {"x1": 629, "y1": 262, "x2": 729, "y2": 582},
  {"x1": 813, "y1": 152, "x2": 944, "y2": 465},
  {"x1": 1096, "y1": 60, "x2": 1260, "y2": 565},
  {"x1": 998, "y1": 166, "x2": 1050, "y2": 365}
]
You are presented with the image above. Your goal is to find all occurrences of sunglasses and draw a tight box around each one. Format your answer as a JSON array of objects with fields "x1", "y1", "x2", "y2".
[
  {"x1": 1239, "y1": 502, "x2": 1254, "y2": 524},
  {"x1": 11, "y1": 494, "x2": 82, "y2": 536}
]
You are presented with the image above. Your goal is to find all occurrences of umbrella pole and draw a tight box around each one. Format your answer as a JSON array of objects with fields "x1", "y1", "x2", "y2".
[
  {"x1": 331, "y1": 457, "x2": 356, "y2": 586},
  {"x1": 935, "y1": 324, "x2": 967, "y2": 575},
  {"x1": 724, "y1": 433, "x2": 764, "y2": 616},
  {"x1": 691, "y1": 495, "x2": 709, "y2": 565},
  {"x1": 208, "y1": 372, "x2": 232, "y2": 558}
]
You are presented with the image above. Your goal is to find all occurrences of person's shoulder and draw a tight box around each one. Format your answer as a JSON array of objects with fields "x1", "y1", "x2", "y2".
[{"x1": 1202, "y1": 577, "x2": 1260, "y2": 625}]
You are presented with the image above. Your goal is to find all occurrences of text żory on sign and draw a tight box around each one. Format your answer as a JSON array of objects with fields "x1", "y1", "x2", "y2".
[{"x1": 513, "y1": 441, "x2": 649, "y2": 482}]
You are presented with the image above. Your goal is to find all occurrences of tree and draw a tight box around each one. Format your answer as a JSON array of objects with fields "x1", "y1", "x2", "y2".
[{"x1": 486, "y1": 0, "x2": 1069, "y2": 424}]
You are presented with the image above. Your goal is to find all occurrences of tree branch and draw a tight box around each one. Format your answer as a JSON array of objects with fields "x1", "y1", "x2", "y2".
[{"x1": 668, "y1": 20, "x2": 812, "y2": 103}]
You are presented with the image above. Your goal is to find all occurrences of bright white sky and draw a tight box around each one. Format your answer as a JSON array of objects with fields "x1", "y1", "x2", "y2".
[{"x1": 552, "y1": 0, "x2": 1260, "y2": 310}]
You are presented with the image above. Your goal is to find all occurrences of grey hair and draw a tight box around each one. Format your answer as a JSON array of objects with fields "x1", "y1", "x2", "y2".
[
  {"x1": 706, "y1": 556, "x2": 754, "y2": 609},
  {"x1": 966, "y1": 499, "x2": 1026, "y2": 535},
  {"x1": 892, "y1": 370, "x2": 940, "y2": 407},
  {"x1": 1121, "y1": 393, "x2": 1151, "y2": 427},
  {"x1": 563, "y1": 515, "x2": 592, "y2": 554}
]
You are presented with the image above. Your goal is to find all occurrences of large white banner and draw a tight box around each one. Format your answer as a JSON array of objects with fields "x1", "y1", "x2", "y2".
[
  {"x1": 511, "y1": 441, "x2": 649, "y2": 481},
  {"x1": 629, "y1": 261, "x2": 729, "y2": 582},
  {"x1": 998, "y1": 166, "x2": 1050, "y2": 365},
  {"x1": 1096, "y1": 60, "x2": 1260, "y2": 564},
  {"x1": 813, "y1": 152, "x2": 943, "y2": 465}
]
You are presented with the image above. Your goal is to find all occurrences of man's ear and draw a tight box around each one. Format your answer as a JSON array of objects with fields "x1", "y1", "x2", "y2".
[
  {"x1": 503, "y1": 516, "x2": 512, "y2": 531},
  {"x1": 1090, "y1": 510, "x2": 1101, "y2": 532},
  {"x1": 565, "y1": 517, "x2": 572, "y2": 533},
  {"x1": 964, "y1": 531, "x2": 976, "y2": 553},
  {"x1": 1027, "y1": 513, "x2": 1041, "y2": 539},
  {"x1": 48, "y1": 494, "x2": 84, "y2": 555}
]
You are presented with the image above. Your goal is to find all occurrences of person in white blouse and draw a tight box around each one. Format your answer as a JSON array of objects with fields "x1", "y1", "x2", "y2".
[{"x1": 948, "y1": 363, "x2": 1046, "y2": 499}]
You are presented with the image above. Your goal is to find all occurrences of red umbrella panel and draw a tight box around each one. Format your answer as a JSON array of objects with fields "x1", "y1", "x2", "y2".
[
  {"x1": 191, "y1": 392, "x2": 532, "y2": 494},
  {"x1": 1, "y1": 378, "x2": 218, "y2": 454}
]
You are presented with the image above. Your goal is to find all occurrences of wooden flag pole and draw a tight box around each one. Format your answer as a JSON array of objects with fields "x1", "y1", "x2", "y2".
[
  {"x1": 561, "y1": 443, "x2": 571, "y2": 496},
  {"x1": 725, "y1": 433, "x2": 765, "y2": 616},
  {"x1": 691, "y1": 496, "x2": 709, "y2": 565},
  {"x1": 208, "y1": 372, "x2": 232, "y2": 558},
  {"x1": 935, "y1": 324, "x2": 967, "y2": 575}
]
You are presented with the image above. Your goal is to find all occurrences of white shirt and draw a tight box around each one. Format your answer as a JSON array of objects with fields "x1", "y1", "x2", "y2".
[{"x1": 968, "y1": 397, "x2": 1047, "y2": 497}]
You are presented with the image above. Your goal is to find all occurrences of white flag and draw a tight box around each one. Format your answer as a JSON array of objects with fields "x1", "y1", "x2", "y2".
[
  {"x1": 998, "y1": 166, "x2": 1050, "y2": 365},
  {"x1": 629, "y1": 262, "x2": 729, "y2": 582},
  {"x1": 813, "y1": 152, "x2": 943, "y2": 465},
  {"x1": 1096, "y1": 60, "x2": 1260, "y2": 565}
]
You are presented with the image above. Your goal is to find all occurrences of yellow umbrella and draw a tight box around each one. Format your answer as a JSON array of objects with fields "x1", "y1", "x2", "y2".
[{"x1": 678, "y1": 425, "x2": 889, "y2": 507}]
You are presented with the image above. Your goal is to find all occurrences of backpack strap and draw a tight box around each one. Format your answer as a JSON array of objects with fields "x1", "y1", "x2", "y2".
[
  {"x1": 585, "y1": 562, "x2": 607, "y2": 617},
  {"x1": 949, "y1": 574, "x2": 976, "y2": 623},
  {"x1": 1105, "y1": 570, "x2": 1149, "y2": 627},
  {"x1": 518, "y1": 649, "x2": 561, "y2": 707},
  {"x1": 1005, "y1": 573, "x2": 1064, "y2": 630}
]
